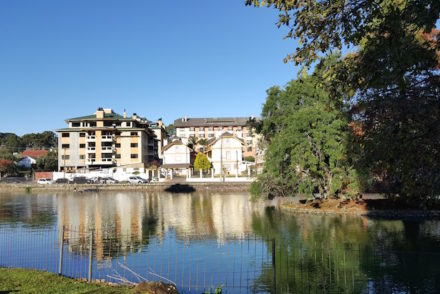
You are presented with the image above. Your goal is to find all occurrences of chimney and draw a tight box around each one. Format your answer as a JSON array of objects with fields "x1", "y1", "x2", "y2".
[
  {"x1": 184, "y1": 115, "x2": 187, "y2": 122},
  {"x1": 132, "y1": 113, "x2": 137, "y2": 120},
  {"x1": 123, "y1": 109, "x2": 127, "y2": 118},
  {"x1": 96, "y1": 107, "x2": 104, "y2": 119}
]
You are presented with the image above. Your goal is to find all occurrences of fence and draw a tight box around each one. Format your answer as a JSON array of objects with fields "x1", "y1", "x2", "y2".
[
  {"x1": 0, "y1": 226, "x2": 276, "y2": 293},
  {"x1": 2, "y1": 226, "x2": 440, "y2": 293}
]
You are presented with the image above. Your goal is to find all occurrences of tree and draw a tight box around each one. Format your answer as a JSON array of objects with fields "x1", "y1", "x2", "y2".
[
  {"x1": 247, "y1": 0, "x2": 440, "y2": 201},
  {"x1": 194, "y1": 152, "x2": 211, "y2": 171},
  {"x1": 0, "y1": 158, "x2": 14, "y2": 177},
  {"x1": 36, "y1": 151, "x2": 58, "y2": 171},
  {"x1": 253, "y1": 71, "x2": 359, "y2": 199},
  {"x1": 244, "y1": 156, "x2": 255, "y2": 162},
  {"x1": 165, "y1": 124, "x2": 175, "y2": 136},
  {"x1": 187, "y1": 136, "x2": 198, "y2": 149}
]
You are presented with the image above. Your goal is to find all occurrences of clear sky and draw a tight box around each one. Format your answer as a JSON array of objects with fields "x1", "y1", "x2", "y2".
[{"x1": 0, "y1": 0, "x2": 300, "y2": 135}]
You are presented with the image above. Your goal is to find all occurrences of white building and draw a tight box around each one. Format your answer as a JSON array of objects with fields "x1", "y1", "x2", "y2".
[
  {"x1": 17, "y1": 156, "x2": 36, "y2": 169},
  {"x1": 206, "y1": 132, "x2": 244, "y2": 176},
  {"x1": 162, "y1": 140, "x2": 195, "y2": 176}
]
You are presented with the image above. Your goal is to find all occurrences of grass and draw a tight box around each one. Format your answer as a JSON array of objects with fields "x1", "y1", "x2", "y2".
[{"x1": 0, "y1": 268, "x2": 134, "y2": 293}]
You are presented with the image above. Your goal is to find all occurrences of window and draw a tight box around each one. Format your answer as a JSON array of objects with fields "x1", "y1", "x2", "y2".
[
  {"x1": 126, "y1": 122, "x2": 132, "y2": 127},
  {"x1": 61, "y1": 155, "x2": 70, "y2": 160},
  {"x1": 247, "y1": 147, "x2": 252, "y2": 152},
  {"x1": 115, "y1": 143, "x2": 121, "y2": 148},
  {"x1": 199, "y1": 127, "x2": 204, "y2": 132},
  {"x1": 246, "y1": 140, "x2": 252, "y2": 145},
  {"x1": 80, "y1": 133, "x2": 86, "y2": 137},
  {"x1": 72, "y1": 122, "x2": 80, "y2": 127},
  {"x1": 62, "y1": 144, "x2": 69, "y2": 148},
  {"x1": 104, "y1": 121, "x2": 113, "y2": 127},
  {"x1": 79, "y1": 144, "x2": 85, "y2": 148},
  {"x1": 89, "y1": 122, "x2": 97, "y2": 127},
  {"x1": 79, "y1": 155, "x2": 85, "y2": 160},
  {"x1": 131, "y1": 154, "x2": 138, "y2": 159},
  {"x1": 62, "y1": 133, "x2": 69, "y2": 138},
  {"x1": 130, "y1": 132, "x2": 137, "y2": 136},
  {"x1": 130, "y1": 143, "x2": 138, "y2": 147},
  {"x1": 115, "y1": 154, "x2": 121, "y2": 159}
]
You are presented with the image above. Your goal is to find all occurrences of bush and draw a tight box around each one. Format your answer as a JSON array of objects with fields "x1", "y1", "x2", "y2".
[{"x1": 244, "y1": 156, "x2": 255, "y2": 162}]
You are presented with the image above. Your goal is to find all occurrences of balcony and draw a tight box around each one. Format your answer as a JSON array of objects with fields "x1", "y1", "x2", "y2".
[
  {"x1": 86, "y1": 158, "x2": 114, "y2": 165},
  {"x1": 86, "y1": 147, "x2": 96, "y2": 153},
  {"x1": 101, "y1": 146, "x2": 114, "y2": 153},
  {"x1": 101, "y1": 135, "x2": 114, "y2": 141},
  {"x1": 86, "y1": 135, "x2": 96, "y2": 141}
]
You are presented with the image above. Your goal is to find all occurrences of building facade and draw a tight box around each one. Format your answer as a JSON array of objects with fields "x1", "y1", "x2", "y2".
[
  {"x1": 149, "y1": 119, "x2": 168, "y2": 160},
  {"x1": 56, "y1": 108, "x2": 158, "y2": 172},
  {"x1": 206, "y1": 132, "x2": 244, "y2": 175},
  {"x1": 162, "y1": 140, "x2": 195, "y2": 176},
  {"x1": 174, "y1": 117, "x2": 258, "y2": 158}
]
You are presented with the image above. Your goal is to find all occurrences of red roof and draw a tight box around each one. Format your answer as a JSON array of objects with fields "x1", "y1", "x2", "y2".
[{"x1": 21, "y1": 150, "x2": 48, "y2": 159}]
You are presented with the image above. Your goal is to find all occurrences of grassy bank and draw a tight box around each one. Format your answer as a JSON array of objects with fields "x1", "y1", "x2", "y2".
[
  {"x1": 0, "y1": 268, "x2": 134, "y2": 293},
  {"x1": 281, "y1": 198, "x2": 440, "y2": 218}
]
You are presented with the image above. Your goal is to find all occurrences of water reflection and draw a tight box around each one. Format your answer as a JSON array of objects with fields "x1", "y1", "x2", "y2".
[{"x1": 2, "y1": 192, "x2": 440, "y2": 293}]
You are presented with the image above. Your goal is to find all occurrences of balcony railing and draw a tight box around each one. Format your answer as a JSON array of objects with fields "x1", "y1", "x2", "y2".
[
  {"x1": 86, "y1": 135, "x2": 96, "y2": 140},
  {"x1": 101, "y1": 135, "x2": 113, "y2": 141}
]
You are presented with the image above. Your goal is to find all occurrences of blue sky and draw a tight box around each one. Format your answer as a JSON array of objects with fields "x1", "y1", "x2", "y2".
[{"x1": 0, "y1": 0, "x2": 300, "y2": 135}]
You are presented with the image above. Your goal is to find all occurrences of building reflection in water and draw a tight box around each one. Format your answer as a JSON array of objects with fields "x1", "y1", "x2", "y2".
[{"x1": 55, "y1": 192, "x2": 264, "y2": 260}]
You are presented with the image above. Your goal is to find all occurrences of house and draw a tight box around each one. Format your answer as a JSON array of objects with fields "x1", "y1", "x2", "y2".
[
  {"x1": 162, "y1": 140, "x2": 195, "y2": 176},
  {"x1": 173, "y1": 116, "x2": 260, "y2": 159},
  {"x1": 56, "y1": 108, "x2": 158, "y2": 172},
  {"x1": 17, "y1": 150, "x2": 48, "y2": 169},
  {"x1": 205, "y1": 132, "x2": 244, "y2": 176}
]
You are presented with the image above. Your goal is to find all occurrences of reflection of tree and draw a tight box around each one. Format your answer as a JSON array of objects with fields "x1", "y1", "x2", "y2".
[
  {"x1": 0, "y1": 196, "x2": 56, "y2": 228},
  {"x1": 251, "y1": 209, "x2": 440, "y2": 293}
]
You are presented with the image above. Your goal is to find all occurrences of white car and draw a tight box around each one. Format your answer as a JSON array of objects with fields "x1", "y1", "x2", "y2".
[
  {"x1": 128, "y1": 176, "x2": 148, "y2": 184},
  {"x1": 37, "y1": 178, "x2": 52, "y2": 185}
]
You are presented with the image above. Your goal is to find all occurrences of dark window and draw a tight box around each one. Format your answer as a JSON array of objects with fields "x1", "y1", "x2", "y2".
[
  {"x1": 115, "y1": 143, "x2": 121, "y2": 148},
  {"x1": 61, "y1": 155, "x2": 70, "y2": 160},
  {"x1": 130, "y1": 143, "x2": 138, "y2": 147},
  {"x1": 79, "y1": 144, "x2": 85, "y2": 148},
  {"x1": 247, "y1": 147, "x2": 252, "y2": 152},
  {"x1": 126, "y1": 122, "x2": 132, "y2": 127},
  {"x1": 79, "y1": 133, "x2": 86, "y2": 137},
  {"x1": 104, "y1": 121, "x2": 114, "y2": 127},
  {"x1": 130, "y1": 132, "x2": 137, "y2": 136},
  {"x1": 62, "y1": 133, "x2": 69, "y2": 137},
  {"x1": 90, "y1": 122, "x2": 97, "y2": 127},
  {"x1": 72, "y1": 122, "x2": 80, "y2": 127},
  {"x1": 79, "y1": 155, "x2": 85, "y2": 160},
  {"x1": 62, "y1": 144, "x2": 69, "y2": 148},
  {"x1": 115, "y1": 154, "x2": 121, "y2": 159},
  {"x1": 131, "y1": 154, "x2": 138, "y2": 159}
]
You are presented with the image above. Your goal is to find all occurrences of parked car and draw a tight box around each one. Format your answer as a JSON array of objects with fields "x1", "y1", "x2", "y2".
[
  {"x1": 54, "y1": 178, "x2": 69, "y2": 184},
  {"x1": 37, "y1": 178, "x2": 52, "y2": 185},
  {"x1": 103, "y1": 177, "x2": 118, "y2": 184},
  {"x1": 128, "y1": 176, "x2": 148, "y2": 184},
  {"x1": 71, "y1": 177, "x2": 92, "y2": 184}
]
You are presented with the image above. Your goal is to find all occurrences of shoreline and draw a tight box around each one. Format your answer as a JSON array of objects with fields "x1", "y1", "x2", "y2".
[
  {"x1": 0, "y1": 182, "x2": 251, "y2": 193},
  {"x1": 279, "y1": 199, "x2": 440, "y2": 219}
]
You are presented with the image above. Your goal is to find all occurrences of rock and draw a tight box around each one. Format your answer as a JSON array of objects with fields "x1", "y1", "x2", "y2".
[{"x1": 134, "y1": 282, "x2": 178, "y2": 294}]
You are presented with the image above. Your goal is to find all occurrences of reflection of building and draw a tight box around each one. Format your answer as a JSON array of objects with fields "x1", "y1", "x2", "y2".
[
  {"x1": 56, "y1": 108, "x2": 158, "y2": 172},
  {"x1": 55, "y1": 192, "x2": 263, "y2": 254}
]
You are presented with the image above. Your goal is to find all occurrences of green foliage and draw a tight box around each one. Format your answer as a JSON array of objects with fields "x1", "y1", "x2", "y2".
[
  {"x1": 165, "y1": 124, "x2": 175, "y2": 136},
  {"x1": 244, "y1": 156, "x2": 255, "y2": 162},
  {"x1": 198, "y1": 138, "x2": 208, "y2": 147},
  {"x1": 247, "y1": 0, "x2": 440, "y2": 201},
  {"x1": 187, "y1": 136, "x2": 198, "y2": 149},
  {"x1": 36, "y1": 151, "x2": 58, "y2": 171},
  {"x1": 0, "y1": 131, "x2": 57, "y2": 153},
  {"x1": 0, "y1": 147, "x2": 14, "y2": 161},
  {"x1": 256, "y1": 70, "x2": 359, "y2": 199},
  {"x1": 194, "y1": 152, "x2": 211, "y2": 171}
]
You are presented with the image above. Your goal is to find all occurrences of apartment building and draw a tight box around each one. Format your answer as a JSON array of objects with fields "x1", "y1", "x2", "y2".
[
  {"x1": 148, "y1": 118, "x2": 168, "y2": 160},
  {"x1": 173, "y1": 116, "x2": 259, "y2": 158},
  {"x1": 56, "y1": 108, "x2": 158, "y2": 172}
]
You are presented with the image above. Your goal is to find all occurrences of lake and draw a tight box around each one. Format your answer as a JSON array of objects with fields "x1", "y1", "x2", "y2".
[{"x1": 1, "y1": 191, "x2": 440, "y2": 293}]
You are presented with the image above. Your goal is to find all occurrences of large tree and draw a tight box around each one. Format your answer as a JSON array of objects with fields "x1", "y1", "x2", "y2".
[
  {"x1": 255, "y1": 72, "x2": 359, "y2": 199},
  {"x1": 247, "y1": 0, "x2": 440, "y2": 201}
]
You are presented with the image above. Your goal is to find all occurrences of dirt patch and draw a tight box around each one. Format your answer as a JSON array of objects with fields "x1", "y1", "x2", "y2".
[{"x1": 134, "y1": 282, "x2": 178, "y2": 294}]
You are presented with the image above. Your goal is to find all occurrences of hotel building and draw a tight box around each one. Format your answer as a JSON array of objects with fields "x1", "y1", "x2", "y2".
[
  {"x1": 173, "y1": 116, "x2": 259, "y2": 158},
  {"x1": 56, "y1": 108, "x2": 158, "y2": 172}
]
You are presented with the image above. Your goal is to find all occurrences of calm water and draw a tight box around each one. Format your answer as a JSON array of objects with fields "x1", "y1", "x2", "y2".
[{"x1": 1, "y1": 191, "x2": 440, "y2": 293}]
